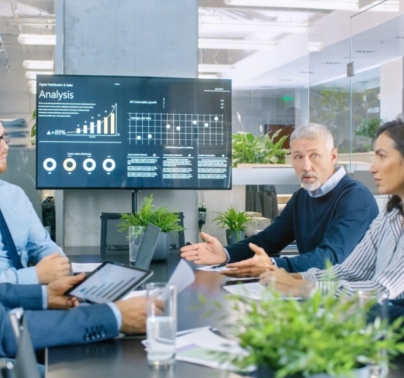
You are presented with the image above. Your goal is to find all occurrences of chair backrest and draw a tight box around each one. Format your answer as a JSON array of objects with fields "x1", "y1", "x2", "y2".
[{"x1": 100, "y1": 213, "x2": 130, "y2": 259}]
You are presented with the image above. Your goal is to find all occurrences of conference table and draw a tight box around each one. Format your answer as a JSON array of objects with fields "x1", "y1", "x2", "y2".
[{"x1": 46, "y1": 248, "x2": 404, "y2": 378}]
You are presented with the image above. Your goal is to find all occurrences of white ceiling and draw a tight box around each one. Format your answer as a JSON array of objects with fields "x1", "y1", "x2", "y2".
[{"x1": 0, "y1": 0, "x2": 404, "y2": 101}]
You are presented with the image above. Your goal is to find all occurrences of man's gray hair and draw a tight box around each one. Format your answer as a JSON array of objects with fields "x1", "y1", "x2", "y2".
[{"x1": 290, "y1": 123, "x2": 334, "y2": 150}]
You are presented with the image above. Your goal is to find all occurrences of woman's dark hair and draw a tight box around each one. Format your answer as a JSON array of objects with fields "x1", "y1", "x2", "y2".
[{"x1": 376, "y1": 119, "x2": 404, "y2": 214}]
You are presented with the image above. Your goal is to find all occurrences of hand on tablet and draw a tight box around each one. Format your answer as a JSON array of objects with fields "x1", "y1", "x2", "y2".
[
  {"x1": 115, "y1": 297, "x2": 164, "y2": 334},
  {"x1": 36, "y1": 253, "x2": 71, "y2": 284},
  {"x1": 47, "y1": 273, "x2": 85, "y2": 309}
]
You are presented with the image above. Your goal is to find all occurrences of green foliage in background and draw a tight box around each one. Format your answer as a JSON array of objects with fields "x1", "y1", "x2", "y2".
[
  {"x1": 31, "y1": 109, "x2": 36, "y2": 138},
  {"x1": 309, "y1": 86, "x2": 380, "y2": 152},
  {"x1": 232, "y1": 129, "x2": 290, "y2": 167},
  {"x1": 117, "y1": 194, "x2": 184, "y2": 234},
  {"x1": 355, "y1": 118, "x2": 382, "y2": 146},
  {"x1": 226, "y1": 287, "x2": 404, "y2": 378}
]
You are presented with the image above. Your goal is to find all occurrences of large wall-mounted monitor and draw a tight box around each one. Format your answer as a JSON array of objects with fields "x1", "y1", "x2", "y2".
[{"x1": 36, "y1": 74, "x2": 232, "y2": 190}]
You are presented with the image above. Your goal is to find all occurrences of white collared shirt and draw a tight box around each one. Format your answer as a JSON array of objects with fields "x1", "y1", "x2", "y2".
[{"x1": 307, "y1": 166, "x2": 346, "y2": 198}]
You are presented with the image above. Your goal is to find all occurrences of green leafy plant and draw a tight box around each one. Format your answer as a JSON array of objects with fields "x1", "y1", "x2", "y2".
[
  {"x1": 355, "y1": 118, "x2": 383, "y2": 146},
  {"x1": 232, "y1": 130, "x2": 290, "y2": 167},
  {"x1": 225, "y1": 287, "x2": 404, "y2": 378},
  {"x1": 213, "y1": 207, "x2": 253, "y2": 241},
  {"x1": 117, "y1": 194, "x2": 184, "y2": 234}
]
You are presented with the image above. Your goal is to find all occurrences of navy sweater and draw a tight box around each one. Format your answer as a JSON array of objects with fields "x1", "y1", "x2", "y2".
[{"x1": 227, "y1": 175, "x2": 379, "y2": 273}]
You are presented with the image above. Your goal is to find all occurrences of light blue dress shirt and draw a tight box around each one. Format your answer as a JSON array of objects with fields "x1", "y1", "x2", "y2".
[
  {"x1": 0, "y1": 180, "x2": 64, "y2": 284},
  {"x1": 307, "y1": 166, "x2": 346, "y2": 198}
]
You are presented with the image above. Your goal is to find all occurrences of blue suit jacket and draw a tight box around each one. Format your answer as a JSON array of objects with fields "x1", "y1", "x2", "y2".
[{"x1": 0, "y1": 283, "x2": 119, "y2": 357}]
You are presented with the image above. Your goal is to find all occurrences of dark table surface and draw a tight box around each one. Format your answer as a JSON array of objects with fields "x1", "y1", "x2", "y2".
[{"x1": 46, "y1": 250, "x2": 404, "y2": 378}]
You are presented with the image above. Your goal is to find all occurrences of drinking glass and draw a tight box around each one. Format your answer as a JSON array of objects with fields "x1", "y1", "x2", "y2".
[
  {"x1": 146, "y1": 282, "x2": 177, "y2": 367},
  {"x1": 129, "y1": 226, "x2": 145, "y2": 263}
]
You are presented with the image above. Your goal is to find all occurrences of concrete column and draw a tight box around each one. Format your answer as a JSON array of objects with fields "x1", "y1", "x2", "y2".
[
  {"x1": 380, "y1": 57, "x2": 404, "y2": 121},
  {"x1": 55, "y1": 0, "x2": 199, "y2": 247}
]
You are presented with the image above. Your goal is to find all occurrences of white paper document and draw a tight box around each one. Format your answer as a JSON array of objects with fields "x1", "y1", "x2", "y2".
[
  {"x1": 122, "y1": 260, "x2": 195, "y2": 300},
  {"x1": 223, "y1": 282, "x2": 265, "y2": 300},
  {"x1": 121, "y1": 289, "x2": 146, "y2": 299},
  {"x1": 175, "y1": 327, "x2": 252, "y2": 372},
  {"x1": 167, "y1": 259, "x2": 195, "y2": 294},
  {"x1": 71, "y1": 262, "x2": 102, "y2": 274},
  {"x1": 223, "y1": 282, "x2": 303, "y2": 301}
]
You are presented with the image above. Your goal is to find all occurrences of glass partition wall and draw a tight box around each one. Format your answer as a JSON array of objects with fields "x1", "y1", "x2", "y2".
[{"x1": 231, "y1": 1, "x2": 404, "y2": 171}]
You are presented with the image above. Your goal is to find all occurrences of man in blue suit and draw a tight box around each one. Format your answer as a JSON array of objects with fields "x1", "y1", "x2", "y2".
[{"x1": 0, "y1": 274, "x2": 156, "y2": 357}]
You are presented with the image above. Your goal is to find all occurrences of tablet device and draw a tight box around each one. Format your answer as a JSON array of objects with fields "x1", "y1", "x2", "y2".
[
  {"x1": 135, "y1": 223, "x2": 161, "y2": 270},
  {"x1": 65, "y1": 261, "x2": 153, "y2": 304}
]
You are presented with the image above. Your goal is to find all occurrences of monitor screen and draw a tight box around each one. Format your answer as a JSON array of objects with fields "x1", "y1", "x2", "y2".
[{"x1": 36, "y1": 74, "x2": 232, "y2": 190}]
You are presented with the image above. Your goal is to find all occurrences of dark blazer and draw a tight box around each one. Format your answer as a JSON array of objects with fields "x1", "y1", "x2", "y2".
[
  {"x1": 0, "y1": 283, "x2": 43, "y2": 310},
  {"x1": 0, "y1": 283, "x2": 119, "y2": 357}
]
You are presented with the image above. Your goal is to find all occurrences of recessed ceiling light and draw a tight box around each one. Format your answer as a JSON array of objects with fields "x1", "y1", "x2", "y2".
[
  {"x1": 18, "y1": 34, "x2": 56, "y2": 45},
  {"x1": 299, "y1": 71, "x2": 314, "y2": 74},
  {"x1": 323, "y1": 62, "x2": 342, "y2": 65},
  {"x1": 23, "y1": 60, "x2": 54, "y2": 70},
  {"x1": 277, "y1": 79, "x2": 292, "y2": 81},
  {"x1": 25, "y1": 71, "x2": 53, "y2": 80}
]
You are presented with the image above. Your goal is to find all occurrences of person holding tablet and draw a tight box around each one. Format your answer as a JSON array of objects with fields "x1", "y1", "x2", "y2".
[
  {"x1": 0, "y1": 121, "x2": 70, "y2": 284},
  {"x1": 260, "y1": 120, "x2": 404, "y2": 306},
  {"x1": 0, "y1": 274, "x2": 163, "y2": 357}
]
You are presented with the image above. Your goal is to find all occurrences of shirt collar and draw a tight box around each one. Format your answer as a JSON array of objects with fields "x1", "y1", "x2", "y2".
[{"x1": 307, "y1": 166, "x2": 346, "y2": 198}]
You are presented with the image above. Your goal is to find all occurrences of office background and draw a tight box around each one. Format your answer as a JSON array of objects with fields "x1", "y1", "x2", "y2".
[{"x1": 0, "y1": 0, "x2": 402, "y2": 247}]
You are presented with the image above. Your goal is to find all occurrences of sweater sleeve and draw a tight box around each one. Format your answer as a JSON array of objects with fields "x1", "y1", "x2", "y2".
[{"x1": 273, "y1": 185, "x2": 378, "y2": 273}]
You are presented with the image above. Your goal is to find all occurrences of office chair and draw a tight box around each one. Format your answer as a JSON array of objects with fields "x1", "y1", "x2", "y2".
[
  {"x1": 100, "y1": 213, "x2": 131, "y2": 259},
  {"x1": 246, "y1": 185, "x2": 279, "y2": 221}
]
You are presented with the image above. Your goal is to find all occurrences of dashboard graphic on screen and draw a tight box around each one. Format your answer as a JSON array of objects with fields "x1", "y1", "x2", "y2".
[{"x1": 36, "y1": 74, "x2": 232, "y2": 189}]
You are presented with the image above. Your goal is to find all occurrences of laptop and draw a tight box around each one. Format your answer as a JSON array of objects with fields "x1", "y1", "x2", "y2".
[{"x1": 134, "y1": 223, "x2": 161, "y2": 270}]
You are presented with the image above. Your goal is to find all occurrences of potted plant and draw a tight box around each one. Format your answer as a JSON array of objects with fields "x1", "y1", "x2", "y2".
[
  {"x1": 232, "y1": 130, "x2": 290, "y2": 167},
  {"x1": 117, "y1": 194, "x2": 184, "y2": 258},
  {"x1": 213, "y1": 207, "x2": 253, "y2": 245},
  {"x1": 223, "y1": 287, "x2": 404, "y2": 378},
  {"x1": 355, "y1": 118, "x2": 383, "y2": 147}
]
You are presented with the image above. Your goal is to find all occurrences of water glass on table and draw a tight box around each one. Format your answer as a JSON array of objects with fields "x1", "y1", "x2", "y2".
[
  {"x1": 146, "y1": 282, "x2": 177, "y2": 367},
  {"x1": 129, "y1": 226, "x2": 145, "y2": 263}
]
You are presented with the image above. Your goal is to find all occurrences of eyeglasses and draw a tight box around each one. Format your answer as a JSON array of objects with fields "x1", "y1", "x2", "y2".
[{"x1": 0, "y1": 134, "x2": 10, "y2": 145}]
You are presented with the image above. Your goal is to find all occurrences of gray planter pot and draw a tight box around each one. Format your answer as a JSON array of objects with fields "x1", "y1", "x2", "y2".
[
  {"x1": 152, "y1": 232, "x2": 170, "y2": 261},
  {"x1": 226, "y1": 230, "x2": 245, "y2": 245}
]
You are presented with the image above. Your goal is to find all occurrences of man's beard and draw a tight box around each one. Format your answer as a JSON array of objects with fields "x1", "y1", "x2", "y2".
[{"x1": 300, "y1": 172, "x2": 320, "y2": 192}]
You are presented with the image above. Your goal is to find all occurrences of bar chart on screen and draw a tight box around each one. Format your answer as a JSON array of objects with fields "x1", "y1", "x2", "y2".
[{"x1": 40, "y1": 103, "x2": 119, "y2": 139}]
